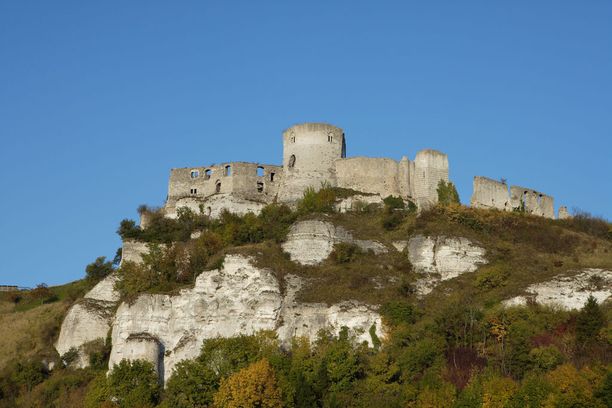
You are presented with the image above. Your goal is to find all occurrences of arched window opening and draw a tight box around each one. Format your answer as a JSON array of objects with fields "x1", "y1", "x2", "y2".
[
  {"x1": 190, "y1": 188, "x2": 198, "y2": 194},
  {"x1": 328, "y1": 132, "x2": 333, "y2": 143},
  {"x1": 190, "y1": 170, "x2": 199, "y2": 178},
  {"x1": 288, "y1": 155, "x2": 296, "y2": 168},
  {"x1": 204, "y1": 169, "x2": 211, "y2": 180},
  {"x1": 215, "y1": 180, "x2": 221, "y2": 193},
  {"x1": 257, "y1": 166, "x2": 264, "y2": 177},
  {"x1": 270, "y1": 172, "x2": 275, "y2": 182},
  {"x1": 224, "y1": 165, "x2": 231, "y2": 176},
  {"x1": 207, "y1": 207, "x2": 212, "y2": 216},
  {"x1": 257, "y1": 182, "x2": 264, "y2": 193}
]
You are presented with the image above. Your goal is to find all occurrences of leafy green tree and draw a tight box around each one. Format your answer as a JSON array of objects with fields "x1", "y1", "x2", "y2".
[
  {"x1": 297, "y1": 186, "x2": 336, "y2": 214},
  {"x1": 85, "y1": 256, "x2": 114, "y2": 282},
  {"x1": 163, "y1": 359, "x2": 218, "y2": 408},
  {"x1": 575, "y1": 295, "x2": 605, "y2": 348},
  {"x1": 437, "y1": 180, "x2": 460, "y2": 205},
  {"x1": 107, "y1": 359, "x2": 160, "y2": 408}
]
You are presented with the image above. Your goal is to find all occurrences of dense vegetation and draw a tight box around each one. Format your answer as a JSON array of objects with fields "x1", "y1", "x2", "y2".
[{"x1": 0, "y1": 186, "x2": 610, "y2": 407}]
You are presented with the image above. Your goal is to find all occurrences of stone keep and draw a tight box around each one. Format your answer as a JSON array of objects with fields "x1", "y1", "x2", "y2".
[
  {"x1": 160, "y1": 122, "x2": 450, "y2": 220},
  {"x1": 277, "y1": 123, "x2": 346, "y2": 202}
]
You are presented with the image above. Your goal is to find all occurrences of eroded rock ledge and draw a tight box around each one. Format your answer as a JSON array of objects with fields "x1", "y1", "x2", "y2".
[
  {"x1": 406, "y1": 234, "x2": 487, "y2": 295},
  {"x1": 281, "y1": 219, "x2": 387, "y2": 265},
  {"x1": 503, "y1": 269, "x2": 611, "y2": 310},
  {"x1": 107, "y1": 254, "x2": 382, "y2": 383}
]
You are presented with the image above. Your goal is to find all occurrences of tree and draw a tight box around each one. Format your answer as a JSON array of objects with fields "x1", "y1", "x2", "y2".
[
  {"x1": 213, "y1": 359, "x2": 282, "y2": 408},
  {"x1": 575, "y1": 296, "x2": 604, "y2": 349},
  {"x1": 437, "y1": 180, "x2": 460, "y2": 205},
  {"x1": 107, "y1": 359, "x2": 160, "y2": 408},
  {"x1": 163, "y1": 359, "x2": 219, "y2": 408},
  {"x1": 85, "y1": 256, "x2": 114, "y2": 282}
]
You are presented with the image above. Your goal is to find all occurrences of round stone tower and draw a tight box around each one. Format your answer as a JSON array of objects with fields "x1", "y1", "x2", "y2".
[{"x1": 278, "y1": 123, "x2": 346, "y2": 202}]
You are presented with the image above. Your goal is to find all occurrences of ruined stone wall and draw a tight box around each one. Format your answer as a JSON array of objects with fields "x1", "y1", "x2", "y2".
[
  {"x1": 167, "y1": 164, "x2": 233, "y2": 203},
  {"x1": 167, "y1": 162, "x2": 282, "y2": 206},
  {"x1": 558, "y1": 206, "x2": 570, "y2": 219},
  {"x1": 470, "y1": 176, "x2": 510, "y2": 211},
  {"x1": 412, "y1": 150, "x2": 449, "y2": 208},
  {"x1": 277, "y1": 123, "x2": 345, "y2": 201},
  {"x1": 510, "y1": 186, "x2": 555, "y2": 218},
  {"x1": 335, "y1": 157, "x2": 401, "y2": 197}
]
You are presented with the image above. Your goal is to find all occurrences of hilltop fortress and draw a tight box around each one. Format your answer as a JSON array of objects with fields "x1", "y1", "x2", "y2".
[{"x1": 156, "y1": 122, "x2": 565, "y2": 222}]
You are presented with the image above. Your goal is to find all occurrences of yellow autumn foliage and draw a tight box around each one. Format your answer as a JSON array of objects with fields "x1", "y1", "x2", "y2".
[{"x1": 213, "y1": 358, "x2": 282, "y2": 408}]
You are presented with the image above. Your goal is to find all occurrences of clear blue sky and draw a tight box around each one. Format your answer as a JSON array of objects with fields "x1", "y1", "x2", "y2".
[{"x1": 1, "y1": 1, "x2": 611, "y2": 287}]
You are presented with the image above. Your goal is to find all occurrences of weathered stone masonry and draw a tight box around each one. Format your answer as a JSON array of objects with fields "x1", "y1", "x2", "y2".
[
  {"x1": 160, "y1": 122, "x2": 450, "y2": 219},
  {"x1": 470, "y1": 176, "x2": 557, "y2": 219}
]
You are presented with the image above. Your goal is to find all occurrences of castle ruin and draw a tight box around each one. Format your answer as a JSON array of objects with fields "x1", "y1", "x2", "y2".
[
  {"x1": 156, "y1": 122, "x2": 564, "y2": 222},
  {"x1": 161, "y1": 123, "x2": 449, "y2": 220}
]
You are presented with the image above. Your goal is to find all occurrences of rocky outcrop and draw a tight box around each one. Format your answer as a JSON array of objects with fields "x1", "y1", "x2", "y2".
[
  {"x1": 109, "y1": 255, "x2": 382, "y2": 383},
  {"x1": 503, "y1": 269, "x2": 611, "y2": 310},
  {"x1": 407, "y1": 235, "x2": 487, "y2": 295},
  {"x1": 55, "y1": 274, "x2": 120, "y2": 368},
  {"x1": 282, "y1": 220, "x2": 387, "y2": 265},
  {"x1": 121, "y1": 240, "x2": 150, "y2": 266},
  {"x1": 166, "y1": 193, "x2": 267, "y2": 219},
  {"x1": 335, "y1": 194, "x2": 383, "y2": 213}
]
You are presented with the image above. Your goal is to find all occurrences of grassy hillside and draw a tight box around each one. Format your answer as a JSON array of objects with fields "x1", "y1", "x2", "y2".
[{"x1": 1, "y1": 187, "x2": 610, "y2": 407}]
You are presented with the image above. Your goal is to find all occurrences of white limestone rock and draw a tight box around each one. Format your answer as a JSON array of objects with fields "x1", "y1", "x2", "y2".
[
  {"x1": 335, "y1": 194, "x2": 383, "y2": 213},
  {"x1": 392, "y1": 241, "x2": 408, "y2": 252},
  {"x1": 168, "y1": 193, "x2": 267, "y2": 219},
  {"x1": 84, "y1": 273, "x2": 120, "y2": 302},
  {"x1": 109, "y1": 255, "x2": 383, "y2": 383},
  {"x1": 503, "y1": 269, "x2": 611, "y2": 310},
  {"x1": 407, "y1": 234, "x2": 487, "y2": 295},
  {"x1": 121, "y1": 240, "x2": 149, "y2": 266},
  {"x1": 277, "y1": 275, "x2": 382, "y2": 346},
  {"x1": 282, "y1": 220, "x2": 387, "y2": 265},
  {"x1": 55, "y1": 273, "x2": 120, "y2": 368}
]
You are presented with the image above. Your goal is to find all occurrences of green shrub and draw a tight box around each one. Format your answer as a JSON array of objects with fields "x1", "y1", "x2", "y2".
[
  {"x1": 331, "y1": 242, "x2": 362, "y2": 264},
  {"x1": 575, "y1": 295, "x2": 605, "y2": 349},
  {"x1": 381, "y1": 196, "x2": 407, "y2": 230},
  {"x1": 474, "y1": 264, "x2": 509, "y2": 290},
  {"x1": 381, "y1": 301, "x2": 417, "y2": 326},
  {"x1": 163, "y1": 360, "x2": 219, "y2": 408},
  {"x1": 61, "y1": 347, "x2": 80, "y2": 368},
  {"x1": 85, "y1": 256, "x2": 114, "y2": 283},
  {"x1": 297, "y1": 186, "x2": 337, "y2": 214},
  {"x1": 437, "y1": 180, "x2": 460, "y2": 205},
  {"x1": 107, "y1": 359, "x2": 160, "y2": 408},
  {"x1": 383, "y1": 196, "x2": 405, "y2": 210},
  {"x1": 528, "y1": 346, "x2": 564, "y2": 371}
]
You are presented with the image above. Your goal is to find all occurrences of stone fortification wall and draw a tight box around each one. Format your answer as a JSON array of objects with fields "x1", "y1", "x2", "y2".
[
  {"x1": 470, "y1": 177, "x2": 510, "y2": 211},
  {"x1": 412, "y1": 150, "x2": 449, "y2": 208},
  {"x1": 167, "y1": 162, "x2": 282, "y2": 205},
  {"x1": 165, "y1": 194, "x2": 268, "y2": 219},
  {"x1": 335, "y1": 157, "x2": 401, "y2": 198},
  {"x1": 470, "y1": 176, "x2": 555, "y2": 219},
  {"x1": 558, "y1": 206, "x2": 570, "y2": 219},
  {"x1": 277, "y1": 123, "x2": 345, "y2": 201},
  {"x1": 510, "y1": 186, "x2": 555, "y2": 218}
]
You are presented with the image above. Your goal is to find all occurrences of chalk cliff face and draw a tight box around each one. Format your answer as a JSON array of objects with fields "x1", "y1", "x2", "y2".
[
  {"x1": 55, "y1": 274, "x2": 119, "y2": 368},
  {"x1": 108, "y1": 255, "x2": 382, "y2": 383},
  {"x1": 406, "y1": 235, "x2": 487, "y2": 295},
  {"x1": 503, "y1": 269, "x2": 612, "y2": 310},
  {"x1": 281, "y1": 220, "x2": 387, "y2": 265}
]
